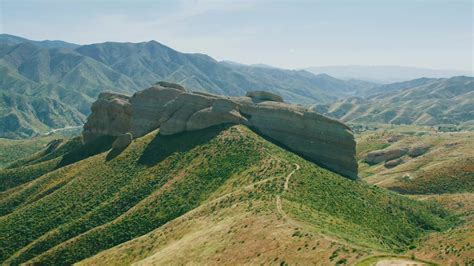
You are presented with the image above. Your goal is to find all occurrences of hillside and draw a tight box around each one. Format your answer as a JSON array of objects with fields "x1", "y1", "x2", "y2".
[
  {"x1": 0, "y1": 125, "x2": 455, "y2": 265},
  {"x1": 353, "y1": 125, "x2": 473, "y2": 265},
  {"x1": 355, "y1": 125, "x2": 474, "y2": 195},
  {"x1": 407, "y1": 193, "x2": 474, "y2": 265},
  {"x1": 0, "y1": 35, "x2": 374, "y2": 139},
  {"x1": 312, "y1": 76, "x2": 474, "y2": 126},
  {"x1": 0, "y1": 136, "x2": 58, "y2": 168}
]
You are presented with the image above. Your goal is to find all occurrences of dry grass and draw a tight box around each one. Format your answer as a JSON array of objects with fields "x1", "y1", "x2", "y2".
[
  {"x1": 356, "y1": 127, "x2": 474, "y2": 194},
  {"x1": 79, "y1": 198, "x2": 368, "y2": 266}
]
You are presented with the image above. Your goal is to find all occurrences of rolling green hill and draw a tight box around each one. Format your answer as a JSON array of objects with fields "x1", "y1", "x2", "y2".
[
  {"x1": 0, "y1": 35, "x2": 375, "y2": 139},
  {"x1": 312, "y1": 76, "x2": 474, "y2": 126},
  {"x1": 0, "y1": 125, "x2": 455, "y2": 265}
]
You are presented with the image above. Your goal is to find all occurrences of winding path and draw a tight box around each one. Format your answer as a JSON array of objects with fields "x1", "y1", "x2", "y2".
[
  {"x1": 275, "y1": 162, "x2": 371, "y2": 249},
  {"x1": 275, "y1": 163, "x2": 302, "y2": 228}
]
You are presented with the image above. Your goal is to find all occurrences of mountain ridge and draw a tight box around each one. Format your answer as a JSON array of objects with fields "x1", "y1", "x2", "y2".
[
  {"x1": 0, "y1": 34, "x2": 374, "y2": 139},
  {"x1": 0, "y1": 34, "x2": 80, "y2": 49},
  {"x1": 312, "y1": 76, "x2": 474, "y2": 126}
]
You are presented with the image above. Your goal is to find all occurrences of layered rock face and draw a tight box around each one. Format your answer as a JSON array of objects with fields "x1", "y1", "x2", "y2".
[{"x1": 83, "y1": 83, "x2": 358, "y2": 179}]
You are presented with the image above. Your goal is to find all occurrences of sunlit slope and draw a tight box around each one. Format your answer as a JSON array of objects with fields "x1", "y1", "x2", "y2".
[
  {"x1": 0, "y1": 125, "x2": 453, "y2": 265},
  {"x1": 356, "y1": 127, "x2": 474, "y2": 194},
  {"x1": 312, "y1": 76, "x2": 474, "y2": 126}
]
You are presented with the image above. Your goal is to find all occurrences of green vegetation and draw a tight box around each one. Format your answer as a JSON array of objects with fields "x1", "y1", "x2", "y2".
[
  {"x1": 0, "y1": 125, "x2": 455, "y2": 265},
  {"x1": 282, "y1": 157, "x2": 452, "y2": 251},
  {"x1": 0, "y1": 136, "x2": 114, "y2": 193},
  {"x1": 0, "y1": 136, "x2": 55, "y2": 167}
]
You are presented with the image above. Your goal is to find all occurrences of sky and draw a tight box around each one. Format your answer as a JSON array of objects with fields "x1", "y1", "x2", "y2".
[{"x1": 0, "y1": 0, "x2": 472, "y2": 71}]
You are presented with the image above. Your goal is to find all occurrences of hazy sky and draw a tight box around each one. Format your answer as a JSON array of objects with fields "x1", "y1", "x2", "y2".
[{"x1": 0, "y1": 0, "x2": 472, "y2": 71}]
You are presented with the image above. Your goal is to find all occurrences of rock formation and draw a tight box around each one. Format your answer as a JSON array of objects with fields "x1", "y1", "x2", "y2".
[
  {"x1": 112, "y1": 133, "x2": 133, "y2": 150},
  {"x1": 408, "y1": 144, "x2": 430, "y2": 157},
  {"x1": 364, "y1": 148, "x2": 408, "y2": 165},
  {"x1": 83, "y1": 82, "x2": 358, "y2": 179},
  {"x1": 384, "y1": 158, "x2": 403, "y2": 168}
]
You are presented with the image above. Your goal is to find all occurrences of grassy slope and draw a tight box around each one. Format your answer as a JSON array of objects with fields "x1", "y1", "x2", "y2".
[
  {"x1": 0, "y1": 136, "x2": 113, "y2": 193},
  {"x1": 355, "y1": 125, "x2": 473, "y2": 265},
  {"x1": 0, "y1": 125, "x2": 455, "y2": 265},
  {"x1": 0, "y1": 136, "x2": 55, "y2": 168},
  {"x1": 406, "y1": 193, "x2": 474, "y2": 265},
  {"x1": 356, "y1": 125, "x2": 474, "y2": 194},
  {"x1": 74, "y1": 126, "x2": 453, "y2": 265}
]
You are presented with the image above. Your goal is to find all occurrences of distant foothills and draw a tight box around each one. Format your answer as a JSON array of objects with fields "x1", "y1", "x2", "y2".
[{"x1": 0, "y1": 33, "x2": 472, "y2": 138}]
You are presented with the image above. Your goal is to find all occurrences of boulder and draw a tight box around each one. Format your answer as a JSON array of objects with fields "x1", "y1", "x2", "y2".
[
  {"x1": 384, "y1": 158, "x2": 403, "y2": 168},
  {"x1": 112, "y1": 133, "x2": 133, "y2": 149},
  {"x1": 364, "y1": 148, "x2": 408, "y2": 165},
  {"x1": 83, "y1": 82, "x2": 358, "y2": 179},
  {"x1": 408, "y1": 145, "x2": 430, "y2": 157}
]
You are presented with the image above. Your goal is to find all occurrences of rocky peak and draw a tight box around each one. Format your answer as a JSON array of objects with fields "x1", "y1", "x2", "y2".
[{"x1": 83, "y1": 82, "x2": 358, "y2": 179}]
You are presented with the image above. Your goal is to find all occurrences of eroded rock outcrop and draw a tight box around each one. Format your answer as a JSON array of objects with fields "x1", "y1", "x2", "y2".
[
  {"x1": 384, "y1": 158, "x2": 403, "y2": 168},
  {"x1": 83, "y1": 83, "x2": 358, "y2": 179},
  {"x1": 408, "y1": 144, "x2": 430, "y2": 157},
  {"x1": 364, "y1": 148, "x2": 408, "y2": 165}
]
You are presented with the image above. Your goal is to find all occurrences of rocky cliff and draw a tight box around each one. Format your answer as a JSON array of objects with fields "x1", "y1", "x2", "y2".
[{"x1": 83, "y1": 82, "x2": 358, "y2": 179}]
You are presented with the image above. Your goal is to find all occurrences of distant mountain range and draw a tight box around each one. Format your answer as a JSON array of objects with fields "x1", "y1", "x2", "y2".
[
  {"x1": 312, "y1": 76, "x2": 474, "y2": 126},
  {"x1": 0, "y1": 34, "x2": 375, "y2": 138},
  {"x1": 1, "y1": 34, "x2": 473, "y2": 139},
  {"x1": 306, "y1": 65, "x2": 472, "y2": 83}
]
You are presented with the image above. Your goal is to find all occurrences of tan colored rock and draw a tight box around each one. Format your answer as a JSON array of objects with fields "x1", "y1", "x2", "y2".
[
  {"x1": 83, "y1": 83, "x2": 358, "y2": 179},
  {"x1": 82, "y1": 92, "x2": 132, "y2": 143}
]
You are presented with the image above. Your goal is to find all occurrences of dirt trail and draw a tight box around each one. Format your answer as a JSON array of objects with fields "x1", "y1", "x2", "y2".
[
  {"x1": 374, "y1": 258, "x2": 426, "y2": 265},
  {"x1": 275, "y1": 162, "x2": 370, "y2": 249},
  {"x1": 275, "y1": 163, "x2": 302, "y2": 228},
  {"x1": 284, "y1": 163, "x2": 300, "y2": 191},
  {"x1": 354, "y1": 256, "x2": 430, "y2": 266}
]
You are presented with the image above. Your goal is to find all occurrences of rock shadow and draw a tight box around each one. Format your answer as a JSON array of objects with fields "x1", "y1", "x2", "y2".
[
  {"x1": 57, "y1": 136, "x2": 115, "y2": 168},
  {"x1": 105, "y1": 146, "x2": 127, "y2": 161},
  {"x1": 138, "y1": 124, "x2": 233, "y2": 166}
]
